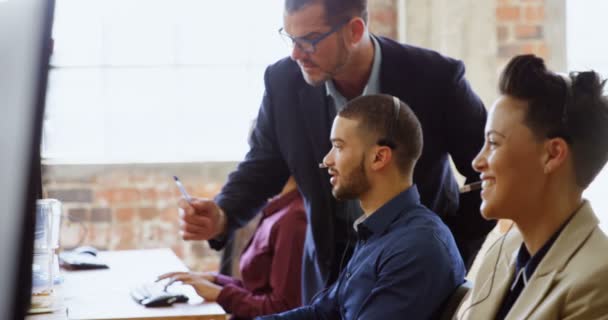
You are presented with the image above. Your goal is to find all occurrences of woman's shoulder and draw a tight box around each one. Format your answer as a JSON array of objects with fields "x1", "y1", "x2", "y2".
[
  {"x1": 269, "y1": 193, "x2": 306, "y2": 226},
  {"x1": 561, "y1": 226, "x2": 608, "y2": 275}
]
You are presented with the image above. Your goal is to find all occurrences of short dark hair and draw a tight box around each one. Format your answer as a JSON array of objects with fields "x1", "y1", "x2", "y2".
[
  {"x1": 285, "y1": 0, "x2": 368, "y2": 25},
  {"x1": 338, "y1": 94, "x2": 423, "y2": 174},
  {"x1": 499, "y1": 54, "x2": 608, "y2": 188}
]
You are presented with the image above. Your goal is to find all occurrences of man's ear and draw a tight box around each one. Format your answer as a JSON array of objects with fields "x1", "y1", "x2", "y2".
[
  {"x1": 543, "y1": 137, "x2": 569, "y2": 174},
  {"x1": 346, "y1": 17, "x2": 366, "y2": 45},
  {"x1": 370, "y1": 146, "x2": 392, "y2": 171}
]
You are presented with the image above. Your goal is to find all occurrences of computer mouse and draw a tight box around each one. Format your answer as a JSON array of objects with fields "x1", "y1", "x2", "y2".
[
  {"x1": 72, "y1": 245, "x2": 98, "y2": 256},
  {"x1": 142, "y1": 294, "x2": 188, "y2": 307}
]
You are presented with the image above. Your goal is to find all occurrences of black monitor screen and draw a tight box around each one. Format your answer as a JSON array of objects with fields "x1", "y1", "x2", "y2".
[{"x1": 0, "y1": 0, "x2": 54, "y2": 318}]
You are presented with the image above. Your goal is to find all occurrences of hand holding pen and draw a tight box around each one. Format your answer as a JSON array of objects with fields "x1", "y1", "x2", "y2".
[
  {"x1": 173, "y1": 176, "x2": 227, "y2": 241},
  {"x1": 173, "y1": 176, "x2": 192, "y2": 203}
]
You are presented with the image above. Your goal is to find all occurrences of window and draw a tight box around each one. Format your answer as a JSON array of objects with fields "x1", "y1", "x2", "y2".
[
  {"x1": 43, "y1": 0, "x2": 285, "y2": 163},
  {"x1": 567, "y1": 0, "x2": 608, "y2": 232}
]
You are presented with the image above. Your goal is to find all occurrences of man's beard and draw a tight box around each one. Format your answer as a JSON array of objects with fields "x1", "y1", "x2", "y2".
[
  {"x1": 301, "y1": 37, "x2": 349, "y2": 87},
  {"x1": 332, "y1": 155, "x2": 370, "y2": 200}
]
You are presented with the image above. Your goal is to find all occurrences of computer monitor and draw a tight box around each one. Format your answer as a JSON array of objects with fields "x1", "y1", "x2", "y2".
[{"x1": 0, "y1": 0, "x2": 54, "y2": 318}]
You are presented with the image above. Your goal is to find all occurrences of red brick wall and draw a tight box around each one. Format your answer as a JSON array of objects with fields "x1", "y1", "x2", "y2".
[
  {"x1": 368, "y1": 0, "x2": 554, "y2": 69},
  {"x1": 496, "y1": 0, "x2": 548, "y2": 62},
  {"x1": 44, "y1": 163, "x2": 235, "y2": 271}
]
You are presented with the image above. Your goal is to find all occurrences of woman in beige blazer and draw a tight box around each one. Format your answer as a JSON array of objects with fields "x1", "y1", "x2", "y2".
[{"x1": 455, "y1": 54, "x2": 608, "y2": 320}]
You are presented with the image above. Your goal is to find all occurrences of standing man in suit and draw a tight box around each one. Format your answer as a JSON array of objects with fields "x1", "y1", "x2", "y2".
[{"x1": 178, "y1": 0, "x2": 492, "y2": 303}]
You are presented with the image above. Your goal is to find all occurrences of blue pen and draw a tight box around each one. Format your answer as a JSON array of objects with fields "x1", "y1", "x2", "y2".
[{"x1": 173, "y1": 176, "x2": 192, "y2": 203}]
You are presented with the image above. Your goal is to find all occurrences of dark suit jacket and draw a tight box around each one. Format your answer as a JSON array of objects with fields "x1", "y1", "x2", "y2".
[{"x1": 214, "y1": 36, "x2": 494, "y2": 303}]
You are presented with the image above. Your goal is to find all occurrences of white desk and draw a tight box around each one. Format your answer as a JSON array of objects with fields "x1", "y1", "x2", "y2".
[{"x1": 27, "y1": 249, "x2": 226, "y2": 320}]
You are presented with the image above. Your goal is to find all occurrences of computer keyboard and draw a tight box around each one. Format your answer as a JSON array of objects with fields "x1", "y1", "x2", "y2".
[{"x1": 130, "y1": 282, "x2": 189, "y2": 307}]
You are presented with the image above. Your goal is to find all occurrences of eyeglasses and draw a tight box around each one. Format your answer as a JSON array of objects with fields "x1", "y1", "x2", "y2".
[
  {"x1": 278, "y1": 19, "x2": 350, "y2": 54},
  {"x1": 377, "y1": 96, "x2": 401, "y2": 149}
]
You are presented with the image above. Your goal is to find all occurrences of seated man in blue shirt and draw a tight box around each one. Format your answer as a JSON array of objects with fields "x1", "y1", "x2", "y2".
[{"x1": 258, "y1": 94, "x2": 466, "y2": 320}]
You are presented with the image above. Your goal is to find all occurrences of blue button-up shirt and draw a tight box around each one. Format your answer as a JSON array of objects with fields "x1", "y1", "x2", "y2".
[{"x1": 257, "y1": 185, "x2": 466, "y2": 320}]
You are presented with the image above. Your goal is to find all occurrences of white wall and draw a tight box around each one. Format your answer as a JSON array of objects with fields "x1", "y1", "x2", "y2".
[{"x1": 567, "y1": 0, "x2": 608, "y2": 232}]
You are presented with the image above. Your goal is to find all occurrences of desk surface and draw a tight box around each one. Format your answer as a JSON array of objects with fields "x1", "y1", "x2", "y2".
[{"x1": 27, "y1": 248, "x2": 226, "y2": 320}]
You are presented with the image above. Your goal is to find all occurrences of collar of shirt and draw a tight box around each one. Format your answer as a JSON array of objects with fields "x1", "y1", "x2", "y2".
[
  {"x1": 324, "y1": 35, "x2": 382, "y2": 112},
  {"x1": 262, "y1": 189, "x2": 300, "y2": 218},
  {"x1": 513, "y1": 215, "x2": 573, "y2": 288},
  {"x1": 353, "y1": 214, "x2": 368, "y2": 233},
  {"x1": 354, "y1": 185, "x2": 421, "y2": 240},
  {"x1": 496, "y1": 214, "x2": 576, "y2": 320}
]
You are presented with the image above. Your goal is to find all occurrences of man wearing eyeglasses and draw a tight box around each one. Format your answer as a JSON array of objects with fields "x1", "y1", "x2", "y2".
[{"x1": 178, "y1": 0, "x2": 491, "y2": 306}]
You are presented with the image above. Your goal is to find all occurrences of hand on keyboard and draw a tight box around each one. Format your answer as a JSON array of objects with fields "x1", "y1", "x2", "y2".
[
  {"x1": 155, "y1": 271, "x2": 222, "y2": 302},
  {"x1": 130, "y1": 281, "x2": 189, "y2": 307}
]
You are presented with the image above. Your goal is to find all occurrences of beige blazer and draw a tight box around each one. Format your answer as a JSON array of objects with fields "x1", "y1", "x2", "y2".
[{"x1": 455, "y1": 201, "x2": 608, "y2": 320}]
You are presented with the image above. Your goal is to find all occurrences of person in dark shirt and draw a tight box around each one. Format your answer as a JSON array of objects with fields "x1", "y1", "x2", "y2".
[
  {"x1": 258, "y1": 94, "x2": 465, "y2": 320},
  {"x1": 159, "y1": 177, "x2": 306, "y2": 319}
]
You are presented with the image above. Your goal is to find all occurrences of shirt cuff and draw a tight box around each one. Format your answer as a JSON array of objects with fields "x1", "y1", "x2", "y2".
[{"x1": 215, "y1": 273, "x2": 243, "y2": 287}]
